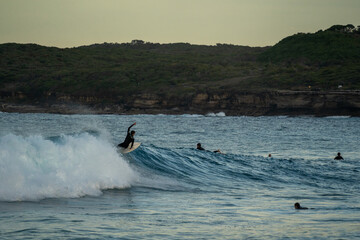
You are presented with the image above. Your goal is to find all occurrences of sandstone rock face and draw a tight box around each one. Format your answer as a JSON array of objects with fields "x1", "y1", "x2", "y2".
[
  {"x1": 132, "y1": 91, "x2": 360, "y2": 116},
  {"x1": 1, "y1": 90, "x2": 359, "y2": 116}
]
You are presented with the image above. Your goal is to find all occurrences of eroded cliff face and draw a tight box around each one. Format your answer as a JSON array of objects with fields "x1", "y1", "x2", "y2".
[
  {"x1": 119, "y1": 91, "x2": 360, "y2": 116},
  {"x1": 1, "y1": 90, "x2": 359, "y2": 116}
]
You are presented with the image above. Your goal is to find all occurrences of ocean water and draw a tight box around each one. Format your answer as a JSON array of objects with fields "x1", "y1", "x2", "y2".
[{"x1": 0, "y1": 112, "x2": 359, "y2": 239}]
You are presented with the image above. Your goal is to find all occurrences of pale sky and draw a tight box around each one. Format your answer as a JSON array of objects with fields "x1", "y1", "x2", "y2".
[{"x1": 0, "y1": 0, "x2": 359, "y2": 48}]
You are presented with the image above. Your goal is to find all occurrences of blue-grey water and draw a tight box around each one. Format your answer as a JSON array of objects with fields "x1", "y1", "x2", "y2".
[{"x1": 0, "y1": 112, "x2": 359, "y2": 239}]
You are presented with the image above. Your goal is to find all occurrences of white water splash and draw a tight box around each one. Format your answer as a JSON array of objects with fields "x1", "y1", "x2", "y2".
[
  {"x1": 0, "y1": 133, "x2": 136, "y2": 201},
  {"x1": 206, "y1": 112, "x2": 226, "y2": 117}
]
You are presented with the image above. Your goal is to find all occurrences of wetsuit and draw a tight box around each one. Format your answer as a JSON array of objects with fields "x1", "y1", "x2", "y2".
[
  {"x1": 334, "y1": 155, "x2": 343, "y2": 160},
  {"x1": 118, "y1": 124, "x2": 135, "y2": 148},
  {"x1": 197, "y1": 146, "x2": 205, "y2": 150}
]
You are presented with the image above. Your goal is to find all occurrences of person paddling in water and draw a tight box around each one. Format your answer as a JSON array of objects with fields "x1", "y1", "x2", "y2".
[
  {"x1": 197, "y1": 143, "x2": 222, "y2": 153},
  {"x1": 294, "y1": 202, "x2": 308, "y2": 210},
  {"x1": 118, "y1": 122, "x2": 136, "y2": 149},
  {"x1": 197, "y1": 143, "x2": 205, "y2": 150}
]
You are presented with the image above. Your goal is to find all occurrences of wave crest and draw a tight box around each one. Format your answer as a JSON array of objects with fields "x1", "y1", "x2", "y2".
[{"x1": 0, "y1": 133, "x2": 136, "y2": 201}]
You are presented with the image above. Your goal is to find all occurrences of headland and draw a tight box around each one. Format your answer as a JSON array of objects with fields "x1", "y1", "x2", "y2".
[{"x1": 1, "y1": 24, "x2": 359, "y2": 116}]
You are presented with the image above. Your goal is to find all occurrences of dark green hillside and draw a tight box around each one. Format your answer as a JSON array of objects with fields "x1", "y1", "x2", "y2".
[
  {"x1": 258, "y1": 25, "x2": 360, "y2": 90},
  {"x1": 0, "y1": 42, "x2": 265, "y2": 98},
  {"x1": 259, "y1": 25, "x2": 360, "y2": 63},
  {"x1": 0, "y1": 24, "x2": 359, "y2": 103}
]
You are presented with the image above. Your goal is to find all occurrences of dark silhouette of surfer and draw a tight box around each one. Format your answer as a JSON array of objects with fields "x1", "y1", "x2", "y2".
[
  {"x1": 294, "y1": 202, "x2": 308, "y2": 210},
  {"x1": 118, "y1": 122, "x2": 136, "y2": 149},
  {"x1": 196, "y1": 143, "x2": 222, "y2": 153},
  {"x1": 334, "y1": 152, "x2": 344, "y2": 160},
  {"x1": 197, "y1": 143, "x2": 205, "y2": 150}
]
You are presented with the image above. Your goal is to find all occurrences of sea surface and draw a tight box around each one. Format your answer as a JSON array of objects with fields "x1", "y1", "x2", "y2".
[{"x1": 0, "y1": 112, "x2": 359, "y2": 239}]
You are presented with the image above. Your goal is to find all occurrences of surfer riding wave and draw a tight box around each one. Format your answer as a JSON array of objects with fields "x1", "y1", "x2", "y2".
[{"x1": 118, "y1": 122, "x2": 136, "y2": 149}]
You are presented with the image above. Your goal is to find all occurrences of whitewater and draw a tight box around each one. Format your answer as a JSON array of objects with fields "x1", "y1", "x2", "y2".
[{"x1": 0, "y1": 112, "x2": 359, "y2": 239}]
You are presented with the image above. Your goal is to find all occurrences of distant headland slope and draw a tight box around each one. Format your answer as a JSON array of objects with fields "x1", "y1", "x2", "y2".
[{"x1": 1, "y1": 24, "x2": 359, "y2": 115}]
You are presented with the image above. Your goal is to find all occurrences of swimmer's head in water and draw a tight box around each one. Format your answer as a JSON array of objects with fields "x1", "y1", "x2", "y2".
[{"x1": 294, "y1": 202, "x2": 300, "y2": 209}]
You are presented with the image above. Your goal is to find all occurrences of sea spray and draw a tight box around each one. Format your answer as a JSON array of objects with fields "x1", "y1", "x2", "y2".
[{"x1": 0, "y1": 133, "x2": 136, "y2": 201}]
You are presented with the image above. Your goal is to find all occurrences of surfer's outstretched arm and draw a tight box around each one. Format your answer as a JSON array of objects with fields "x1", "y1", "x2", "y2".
[
  {"x1": 127, "y1": 122, "x2": 136, "y2": 133},
  {"x1": 128, "y1": 122, "x2": 136, "y2": 148}
]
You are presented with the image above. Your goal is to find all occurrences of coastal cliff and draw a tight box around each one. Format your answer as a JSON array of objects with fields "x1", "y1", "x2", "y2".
[{"x1": 1, "y1": 90, "x2": 359, "y2": 116}]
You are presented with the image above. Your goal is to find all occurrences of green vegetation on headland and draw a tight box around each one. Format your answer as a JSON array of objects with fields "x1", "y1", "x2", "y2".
[
  {"x1": 259, "y1": 24, "x2": 360, "y2": 91},
  {"x1": 0, "y1": 24, "x2": 359, "y2": 115}
]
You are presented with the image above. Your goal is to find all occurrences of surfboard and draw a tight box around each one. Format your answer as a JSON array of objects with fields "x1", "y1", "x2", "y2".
[{"x1": 120, "y1": 142, "x2": 141, "y2": 154}]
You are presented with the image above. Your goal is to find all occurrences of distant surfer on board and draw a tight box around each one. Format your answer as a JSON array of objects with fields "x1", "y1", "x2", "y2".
[
  {"x1": 118, "y1": 122, "x2": 136, "y2": 149},
  {"x1": 196, "y1": 143, "x2": 222, "y2": 154},
  {"x1": 196, "y1": 143, "x2": 205, "y2": 150},
  {"x1": 294, "y1": 202, "x2": 308, "y2": 210}
]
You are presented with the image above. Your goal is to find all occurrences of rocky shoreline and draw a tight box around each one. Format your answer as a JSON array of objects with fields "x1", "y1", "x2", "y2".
[{"x1": 1, "y1": 90, "x2": 360, "y2": 116}]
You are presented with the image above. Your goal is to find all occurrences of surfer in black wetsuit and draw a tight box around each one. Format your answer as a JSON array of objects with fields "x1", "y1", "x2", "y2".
[
  {"x1": 294, "y1": 202, "x2": 308, "y2": 210},
  {"x1": 197, "y1": 143, "x2": 205, "y2": 150},
  {"x1": 197, "y1": 143, "x2": 222, "y2": 153},
  {"x1": 118, "y1": 122, "x2": 136, "y2": 149},
  {"x1": 334, "y1": 152, "x2": 344, "y2": 160}
]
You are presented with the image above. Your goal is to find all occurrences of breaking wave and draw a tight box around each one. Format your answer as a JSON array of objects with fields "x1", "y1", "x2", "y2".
[{"x1": 0, "y1": 133, "x2": 136, "y2": 201}]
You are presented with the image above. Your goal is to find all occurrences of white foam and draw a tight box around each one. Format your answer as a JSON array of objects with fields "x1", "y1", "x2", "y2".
[
  {"x1": 206, "y1": 112, "x2": 226, "y2": 117},
  {"x1": 324, "y1": 116, "x2": 351, "y2": 119},
  {"x1": 180, "y1": 114, "x2": 203, "y2": 117},
  {"x1": 0, "y1": 133, "x2": 136, "y2": 201}
]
